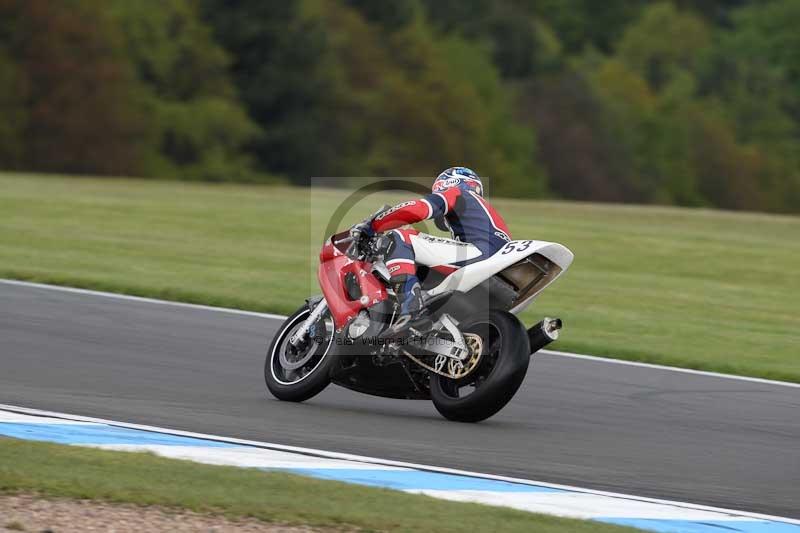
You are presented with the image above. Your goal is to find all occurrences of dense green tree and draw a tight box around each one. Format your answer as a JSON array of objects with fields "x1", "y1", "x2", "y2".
[
  {"x1": 420, "y1": 0, "x2": 563, "y2": 78},
  {"x1": 0, "y1": 0, "x2": 144, "y2": 175},
  {"x1": 690, "y1": 111, "x2": 769, "y2": 210},
  {"x1": 702, "y1": 0, "x2": 800, "y2": 210},
  {"x1": 322, "y1": 1, "x2": 545, "y2": 193},
  {"x1": 578, "y1": 5, "x2": 728, "y2": 206},
  {"x1": 486, "y1": 7, "x2": 562, "y2": 78},
  {"x1": 708, "y1": 0, "x2": 800, "y2": 129},
  {"x1": 728, "y1": 0, "x2": 800, "y2": 96},
  {"x1": 203, "y1": 0, "x2": 544, "y2": 192},
  {"x1": 516, "y1": 72, "x2": 639, "y2": 202},
  {"x1": 578, "y1": 1, "x2": 800, "y2": 211},
  {"x1": 673, "y1": 0, "x2": 753, "y2": 24},
  {"x1": 616, "y1": 2, "x2": 711, "y2": 90},
  {"x1": 344, "y1": 0, "x2": 418, "y2": 30},
  {"x1": 418, "y1": 0, "x2": 492, "y2": 33},
  {"x1": 523, "y1": 0, "x2": 648, "y2": 54},
  {"x1": 109, "y1": 0, "x2": 261, "y2": 181},
  {"x1": 201, "y1": 0, "x2": 341, "y2": 182},
  {"x1": 593, "y1": 8, "x2": 710, "y2": 206},
  {"x1": 0, "y1": 49, "x2": 26, "y2": 167}
]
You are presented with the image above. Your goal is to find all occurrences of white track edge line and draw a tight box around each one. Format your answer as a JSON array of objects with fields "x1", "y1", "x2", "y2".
[
  {"x1": 537, "y1": 350, "x2": 800, "y2": 389},
  {"x1": 0, "y1": 278, "x2": 285, "y2": 320},
  {"x1": 3, "y1": 278, "x2": 798, "y2": 388},
  {"x1": 1, "y1": 404, "x2": 798, "y2": 526}
]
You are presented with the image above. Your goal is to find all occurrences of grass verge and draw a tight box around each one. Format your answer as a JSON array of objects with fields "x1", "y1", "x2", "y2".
[
  {"x1": 0, "y1": 439, "x2": 642, "y2": 533},
  {"x1": 1, "y1": 172, "x2": 798, "y2": 381}
]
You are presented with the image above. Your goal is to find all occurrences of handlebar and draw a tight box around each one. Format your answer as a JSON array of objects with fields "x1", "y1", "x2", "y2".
[
  {"x1": 333, "y1": 234, "x2": 361, "y2": 259},
  {"x1": 334, "y1": 207, "x2": 389, "y2": 259}
]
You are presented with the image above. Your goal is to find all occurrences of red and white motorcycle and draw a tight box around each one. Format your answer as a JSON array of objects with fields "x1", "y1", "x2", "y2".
[{"x1": 265, "y1": 212, "x2": 573, "y2": 422}]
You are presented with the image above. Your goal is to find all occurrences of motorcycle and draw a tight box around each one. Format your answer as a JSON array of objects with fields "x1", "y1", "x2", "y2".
[{"x1": 265, "y1": 209, "x2": 574, "y2": 422}]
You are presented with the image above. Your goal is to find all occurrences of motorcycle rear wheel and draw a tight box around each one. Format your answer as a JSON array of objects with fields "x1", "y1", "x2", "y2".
[
  {"x1": 264, "y1": 303, "x2": 337, "y2": 402},
  {"x1": 430, "y1": 309, "x2": 530, "y2": 422}
]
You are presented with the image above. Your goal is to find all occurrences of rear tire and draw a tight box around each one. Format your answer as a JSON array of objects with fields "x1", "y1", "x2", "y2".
[
  {"x1": 430, "y1": 309, "x2": 530, "y2": 422},
  {"x1": 265, "y1": 303, "x2": 337, "y2": 402}
]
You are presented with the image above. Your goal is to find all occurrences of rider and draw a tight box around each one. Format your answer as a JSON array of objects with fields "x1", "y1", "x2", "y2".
[{"x1": 351, "y1": 167, "x2": 512, "y2": 329}]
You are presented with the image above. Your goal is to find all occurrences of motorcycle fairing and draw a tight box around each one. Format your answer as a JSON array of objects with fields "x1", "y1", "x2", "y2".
[
  {"x1": 408, "y1": 233, "x2": 483, "y2": 268},
  {"x1": 318, "y1": 235, "x2": 388, "y2": 328},
  {"x1": 425, "y1": 240, "x2": 574, "y2": 314}
]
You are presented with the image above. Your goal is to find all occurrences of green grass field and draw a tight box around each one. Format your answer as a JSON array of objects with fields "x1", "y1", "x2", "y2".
[
  {"x1": 1, "y1": 172, "x2": 798, "y2": 381},
  {"x1": 0, "y1": 439, "x2": 642, "y2": 533}
]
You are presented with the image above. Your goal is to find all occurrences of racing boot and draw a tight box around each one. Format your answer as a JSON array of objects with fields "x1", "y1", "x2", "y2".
[{"x1": 386, "y1": 276, "x2": 430, "y2": 336}]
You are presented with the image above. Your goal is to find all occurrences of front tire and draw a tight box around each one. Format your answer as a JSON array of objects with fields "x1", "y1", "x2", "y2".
[
  {"x1": 265, "y1": 303, "x2": 337, "y2": 402},
  {"x1": 430, "y1": 310, "x2": 530, "y2": 422}
]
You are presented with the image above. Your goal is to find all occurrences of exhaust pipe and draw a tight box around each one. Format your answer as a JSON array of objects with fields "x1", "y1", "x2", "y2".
[{"x1": 528, "y1": 317, "x2": 562, "y2": 355}]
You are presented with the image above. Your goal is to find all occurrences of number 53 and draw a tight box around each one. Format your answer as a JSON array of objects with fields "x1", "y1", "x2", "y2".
[{"x1": 501, "y1": 240, "x2": 532, "y2": 254}]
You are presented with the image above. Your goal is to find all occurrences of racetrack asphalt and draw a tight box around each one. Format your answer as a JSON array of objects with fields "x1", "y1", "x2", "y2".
[{"x1": 1, "y1": 282, "x2": 798, "y2": 518}]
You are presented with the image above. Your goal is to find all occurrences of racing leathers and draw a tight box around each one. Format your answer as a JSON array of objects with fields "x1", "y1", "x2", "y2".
[{"x1": 367, "y1": 186, "x2": 512, "y2": 321}]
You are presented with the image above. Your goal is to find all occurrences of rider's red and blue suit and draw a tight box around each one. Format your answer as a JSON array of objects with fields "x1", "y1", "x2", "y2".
[{"x1": 369, "y1": 187, "x2": 512, "y2": 313}]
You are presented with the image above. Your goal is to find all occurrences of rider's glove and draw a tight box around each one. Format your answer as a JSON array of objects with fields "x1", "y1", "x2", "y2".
[
  {"x1": 350, "y1": 220, "x2": 375, "y2": 255},
  {"x1": 350, "y1": 220, "x2": 375, "y2": 241}
]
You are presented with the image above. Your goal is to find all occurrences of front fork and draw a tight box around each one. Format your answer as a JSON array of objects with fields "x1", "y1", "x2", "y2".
[{"x1": 288, "y1": 298, "x2": 329, "y2": 348}]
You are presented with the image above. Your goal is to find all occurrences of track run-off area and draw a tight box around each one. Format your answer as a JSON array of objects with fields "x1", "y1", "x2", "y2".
[{"x1": 1, "y1": 279, "x2": 798, "y2": 524}]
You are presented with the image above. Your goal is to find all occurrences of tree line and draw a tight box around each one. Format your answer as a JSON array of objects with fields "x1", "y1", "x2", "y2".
[{"x1": 1, "y1": 0, "x2": 798, "y2": 213}]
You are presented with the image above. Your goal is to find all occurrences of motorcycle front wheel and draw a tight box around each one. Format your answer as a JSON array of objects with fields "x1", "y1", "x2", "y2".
[
  {"x1": 430, "y1": 309, "x2": 530, "y2": 422},
  {"x1": 264, "y1": 302, "x2": 337, "y2": 402}
]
